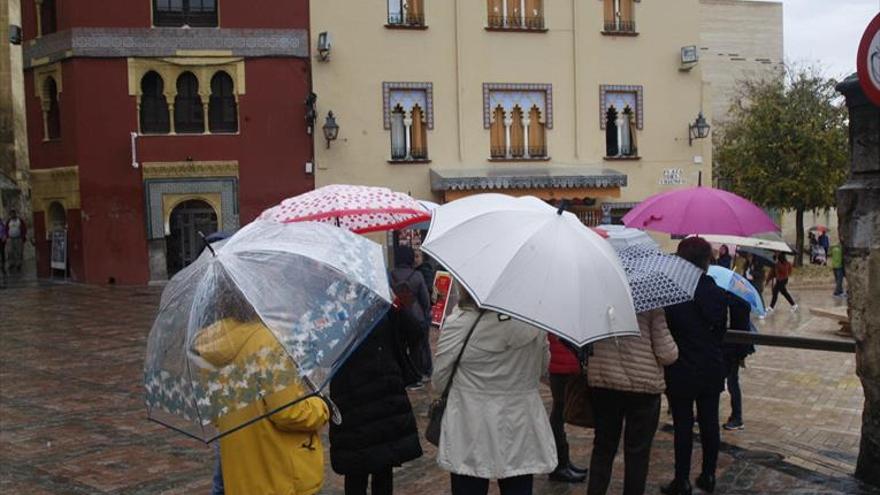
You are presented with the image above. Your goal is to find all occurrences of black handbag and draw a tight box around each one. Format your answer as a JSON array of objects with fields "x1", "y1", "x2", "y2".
[{"x1": 425, "y1": 310, "x2": 484, "y2": 446}]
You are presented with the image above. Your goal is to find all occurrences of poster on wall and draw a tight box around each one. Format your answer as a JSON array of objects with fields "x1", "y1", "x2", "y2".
[
  {"x1": 430, "y1": 271, "x2": 453, "y2": 327},
  {"x1": 50, "y1": 229, "x2": 67, "y2": 271}
]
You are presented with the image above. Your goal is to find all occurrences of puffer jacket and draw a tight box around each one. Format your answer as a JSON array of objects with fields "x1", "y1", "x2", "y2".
[
  {"x1": 192, "y1": 318, "x2": 329, "y2": 495},
  {"x1": 588, "y1": 309, "x2": 678, "y2": 395}
]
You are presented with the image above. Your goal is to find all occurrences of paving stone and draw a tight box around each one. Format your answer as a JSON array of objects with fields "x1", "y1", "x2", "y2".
[{"x1": 1, "y1": 283, "x2": 879, "y2": 494}]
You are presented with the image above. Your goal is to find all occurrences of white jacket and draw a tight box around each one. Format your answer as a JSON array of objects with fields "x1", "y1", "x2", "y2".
[{"x1": 432, "y1": 308, "x2": 557, "y2": 479}]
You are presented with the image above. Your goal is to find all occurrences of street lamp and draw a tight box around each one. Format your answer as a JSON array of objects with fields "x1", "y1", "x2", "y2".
[
  {"x1": 688, "y1": 112, "x2": 710, "y2": 146},
  {"x1": 322, "y1": 111, "x2": 339, "y2": 148}
]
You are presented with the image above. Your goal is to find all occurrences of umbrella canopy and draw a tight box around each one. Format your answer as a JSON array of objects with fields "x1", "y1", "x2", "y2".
[
  {"x1": 707, "y1": 265, "x2": 766, "y2": 316},
  {"x1": 258, "y1": 184, "x2": 431, "y2": 234},
  {"x1": 144, "y1": 220, "x2": 392, "y2": 442},
  {"x1": 615, "y1": 244, "x2": 703, "y2": 314},
  {"x1": 736, "y1": 246, "x2": 776, "y2": 264},
  {"x1": 809, "y1": 225, "x2": 828, "y2": 233},
  {"x1": 408, "y1": 199, "x2": 440, "y2": 231},
  {"x1": 422, "y1": 194, "x2": 638, "y2": 346},
  {"x1": 697, "y1": 234, "x2": 792, "y2": 253},
  {"x1": 598, "y1": 224, "x2": 659, "y2": 251},
  {"x1": 622, "y1": 186, "x2": 778, "y2": 236}
]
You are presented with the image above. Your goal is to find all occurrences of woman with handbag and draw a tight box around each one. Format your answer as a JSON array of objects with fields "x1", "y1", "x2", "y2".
[
  {"x1": 586, "y1": 308, "x2": 679, "y2": 495},
  {"x1": 547, "y1": 335, "x2": 588, "y2": 483},
  {"x1": 431, "y1": 290, "x2": 557, "y2": 495},
  {"x1": 329, "y1": 309, "x2": 424, "y2": 495}
]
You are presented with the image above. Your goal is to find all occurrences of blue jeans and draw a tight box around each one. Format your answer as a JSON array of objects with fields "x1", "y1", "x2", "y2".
[
  {"x1": 833, "y1": 268, "x2": 845, "y2": 295},
  {"x1": 212, "y1": 443, "x2": 224, "y2": 495},
  {"x1": 726, "y1": 362, "x2": 742, "y2": 422}
]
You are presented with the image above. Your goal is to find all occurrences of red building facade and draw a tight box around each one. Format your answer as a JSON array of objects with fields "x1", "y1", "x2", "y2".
[{"x1": 22, "y1": 0, "x2": 314, "y2": 284}]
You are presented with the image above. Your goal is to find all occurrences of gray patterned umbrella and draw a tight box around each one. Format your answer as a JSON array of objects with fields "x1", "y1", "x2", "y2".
[{"x1": 615, "y1": 244, "x2": 703, "y2": 313}]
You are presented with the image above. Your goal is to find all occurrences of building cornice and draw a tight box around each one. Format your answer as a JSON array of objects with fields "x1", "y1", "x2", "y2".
[
  {"x1": 141, "y1": 161, "x2": 240, "y2": 180},
  {"x1": 24, "y1": 27, "x2": 308, "y2": 69}
]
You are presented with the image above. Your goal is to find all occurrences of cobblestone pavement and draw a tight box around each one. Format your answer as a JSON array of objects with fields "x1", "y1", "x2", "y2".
[{"x1": 1, "y1": 281, "x2": 879, "y2": 494}]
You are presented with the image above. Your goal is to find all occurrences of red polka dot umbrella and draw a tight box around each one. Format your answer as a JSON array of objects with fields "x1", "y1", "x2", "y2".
[{"x1": 259, "y1": 184, "x2": 432, "y2": 234}]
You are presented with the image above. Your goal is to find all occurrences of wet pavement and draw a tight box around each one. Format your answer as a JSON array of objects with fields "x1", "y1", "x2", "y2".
[{"x1": 1, "y1": 281, "x2": 878, "y2": 494}]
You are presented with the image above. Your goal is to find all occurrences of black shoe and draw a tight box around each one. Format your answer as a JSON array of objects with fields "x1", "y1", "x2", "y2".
[
  {"x1": 722, "y1": 418, "x2": 744, "y2": 431},
  {"x1": 660, "y1": 479, "x2": 692, "y2": 495},
  {"x1": 548, "y1": 465, "x2": 586, "y2": 483},
  {"x1": 569, "y1": 463, "x2": 588, "y2": 476},
  {"x1": 695, "y1": 473, "x2": 715, "y2": 493}
]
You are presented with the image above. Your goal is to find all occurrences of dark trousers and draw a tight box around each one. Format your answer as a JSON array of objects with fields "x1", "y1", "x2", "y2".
[
  {"x1": 669, "y1": 390, "x2": 721, "y2": 481},
  {"x1": 587, "y1": 388, "x2": 661, "y2": 495},
  {"x1": 770, "y1": 279, "x2": 795, "y2": 308},
  {"x1": 749, "y1": 278, "x2": 765, "y2": 306},
  {"x1": 421, "y1": 327, "x2": 433, "y2": 377},
  {"x1": 345, "y1": 468, "x2": 393, "y2": 495},
  {"x1": 833, "y1": 268, "x2": 845, "y2": 295},
  {"x1": 450, "y1": 474, "x2": 533, "y2": 495},
  {"x1": 548, "y1": 373, "x2": 572, "y2": 468},
  {"x1": 726, "y1": 362, "x2": 742, "y2": 422}
]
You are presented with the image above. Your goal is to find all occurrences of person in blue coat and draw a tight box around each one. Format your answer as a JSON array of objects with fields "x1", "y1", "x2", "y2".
[{"x1": 661, "y1": 237, "x2": 728, "y2": 495}]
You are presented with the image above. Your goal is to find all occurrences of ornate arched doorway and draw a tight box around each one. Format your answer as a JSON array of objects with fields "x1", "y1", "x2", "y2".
[
  {"x1": 47, "y1": 201, "x2": 66, "y2": 231},
  {"x1": 165, "y1": 199, "x2": 218, "y2": 276}
]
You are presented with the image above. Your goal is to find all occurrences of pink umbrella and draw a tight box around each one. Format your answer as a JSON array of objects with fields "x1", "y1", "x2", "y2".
[
  {"x1": 622, "y1": 186, "x2": 778, "y2": 236},
  {"x1": 259, "y1": 184, "x2": 431, "y2": 234}
]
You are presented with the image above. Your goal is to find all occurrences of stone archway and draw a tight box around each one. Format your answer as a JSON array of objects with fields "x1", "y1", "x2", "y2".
[{"x1": 165, "y1": 199, "x2": 218, "y2": 277}]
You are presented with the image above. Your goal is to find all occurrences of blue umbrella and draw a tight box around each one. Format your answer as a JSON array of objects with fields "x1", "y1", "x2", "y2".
[{"x1": 707, "y1": 265, "x2": 766, "y2": 317}]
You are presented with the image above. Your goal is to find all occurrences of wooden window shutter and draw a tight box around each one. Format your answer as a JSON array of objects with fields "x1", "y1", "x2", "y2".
[
  {"x1": 528, "y1": 106, "x2": 545, "y2": 157},
  {"x1": 509, "y1": 106, "x2": 525, "y2": 157},
  {"x1": 490, "y1": 106, "x2": 506, "y2": 157},
  {"x1": 411, "y1": 105, "x2": 428, "y2": 159}
]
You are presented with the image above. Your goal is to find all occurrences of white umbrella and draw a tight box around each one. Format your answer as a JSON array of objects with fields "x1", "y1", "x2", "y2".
[
  {"x1": 598, "y1": 224, "x2": 659, "y2": 251},
  {"x1": 696, "y1": 234, "x2": 793, "y2": 253},
  {"x1": 422, "y1": 194, "x2": 638, "y2": 345}
]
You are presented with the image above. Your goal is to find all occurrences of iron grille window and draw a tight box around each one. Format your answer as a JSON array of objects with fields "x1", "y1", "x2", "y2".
[
  {"x1": 174, "y1": 72, "x2": 204, "y2": 134},
  {"x1": 154, "y1": 0, "x2": 218, "y2": 27},
  {"x1": 40, "y1": 0, "x2": 57, "y2": 35},
  {"x1": 140, "y1": 72, "x2": 170, "y2": 134},
  {"x1": 208, "y1": 72, "x2": 238, "y2": 133},
  {"x1": 45, "y1": 77, "x2": 61, "y2": 139},
  {"x1": 387, "y1": 0, "x2": 425, "y2": 27}
]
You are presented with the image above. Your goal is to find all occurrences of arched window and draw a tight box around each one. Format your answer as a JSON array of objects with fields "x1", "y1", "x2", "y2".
[
  {"x1": 528, "y1": 106, "x2": 546, "y2": 157},
  {"x1": 605, "y1": 107, "x2": 618, "y2": 157},
  {"x1": 208, "y1": 72, "x2": 237, "y2": 133},
  {"x1": 490, "y1": 106, "x2": 506, "y2": 158},
  {"x1": 39, "y1": 0, "x2": 57, "y2": 36},
  {"x1": 140, "y1": 72, "x2": 170, "y2": 134},
  {"x1": 44, "y1": 77, "x2": 61, "y2": 140},
  {"x1": 174, "y1": 72, "x2": 204, "y2": 134},
  {"x1": 410, "y1": 105, "x2": 428, "y2": 159},
  {"x1": 390, "y1": 106, "x2": 407, "y2": 160}
]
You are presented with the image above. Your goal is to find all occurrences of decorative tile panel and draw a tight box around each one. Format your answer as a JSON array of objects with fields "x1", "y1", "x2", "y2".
[
  {"x1": 483, "y1": 83, "x2": 553, "y2": 129},
  {"x1": 145, "y1": 178, "x2": 239, "y2": 239},
  {"x1": 382, "y1": 82, "x2": 434, "y2": 129},
  {"x1": 599, "y1": 84, "x2": 644, "y2": 129}
]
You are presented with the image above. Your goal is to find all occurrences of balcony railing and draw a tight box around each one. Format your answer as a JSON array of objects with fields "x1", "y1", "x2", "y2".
[
  {"x1": 388, "y1": 12, "x2": 426, "y2": 27},
  {"x1": 603, "y1": 19, "x2": 636, "y2": 33},
  {"x1": 487, "y1": 14, "x2": 545, "y2": 30},
  {"x1": 410, "y1": 146, "x2": 428, "y2": 160},
  {"x1": 528, "y1": 145, "x2": 547, "y2": 158},
  {"x1": 391, "y1": 146, "x2": 428, "y2": 161},
  {"x1": 490, "y1": 145, "x2": 548, "y2": 159},
  {"x1": 391, "y1": 145, "x2": 408, "y2": 160}
]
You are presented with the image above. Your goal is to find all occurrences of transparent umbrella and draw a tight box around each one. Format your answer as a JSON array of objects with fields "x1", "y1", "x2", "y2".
[{"x1": 143, "y1": 220, "x2": 392, "y2": 442}]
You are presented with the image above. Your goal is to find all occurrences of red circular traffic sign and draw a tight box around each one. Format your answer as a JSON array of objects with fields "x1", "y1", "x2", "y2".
[{"x1": 857, "y1": 13, "x2": 880, "y2": 106}]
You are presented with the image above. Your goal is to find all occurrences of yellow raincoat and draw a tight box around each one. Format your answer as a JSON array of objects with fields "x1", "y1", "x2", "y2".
[{"x1": 193, "y1": 318, "x2": 329, "y2": 495}]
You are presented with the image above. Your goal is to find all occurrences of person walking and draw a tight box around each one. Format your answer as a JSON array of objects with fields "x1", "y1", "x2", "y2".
[
  {"x1": 743, "y1": 254, "x2": 767, "y2": 312},
  {"x1": 433, "y1": 291, "x2": 557, "y2": 495},
  {"x1": 830, "y1": 244, "x2": 845, "y2": 297},
  {"x1": 818, "y1": 231, "x2": 830, "y2": 261},
  {"x1": 586, "y1": 308, "x2": 678, "y2": 495},
  {"x1": 767, "y1": 253, "x2": 797, "y2": 312},
  {"x1": 329, "y1": 310, "x2": 424, "y2": 495},
  {"x1": 391, "y1": 246, "x2": 433, "y2": 381},
  {"x1": 716, "y1": 245, "x2": 732, "y2": 270},
  {"x1": 191, "y1": 312, "x2": 330, "y2": 495},
  {"x1": 5, "y1": 209, "x2": 26, "y2": 273},
  {"x1": 546, "y1": 335, "x2": 587, "y2": 483},
  {"x1": 661, "y1": 237, "x2": 728, "y2": 495},
  {"x1": 722, "y1": 294, "x2": 754, "y2": 431}
]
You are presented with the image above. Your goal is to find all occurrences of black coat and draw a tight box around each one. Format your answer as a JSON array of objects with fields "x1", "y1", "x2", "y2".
[
  {"x1": 723, "y1": 294, "x2": 755, "y2": 366},
  {"x1": 329, "y1": 312, "x2": 423, "y2": 475},
  {"x1": 664, "y1": 274, "x2": 729, "y2": 397}
]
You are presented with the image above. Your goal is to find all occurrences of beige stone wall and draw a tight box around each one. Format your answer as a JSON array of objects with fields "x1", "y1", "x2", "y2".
[
  {"x1": 311, "y1": 0, "x2": 712, "y2": 205},
  {"x1": 699, "y1": 0, "x2": 784, "y2": 126}
]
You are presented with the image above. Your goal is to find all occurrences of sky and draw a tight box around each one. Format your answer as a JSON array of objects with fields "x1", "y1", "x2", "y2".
[{"x1": 780, "y1": 0, "x2": 879, "y2": 79}]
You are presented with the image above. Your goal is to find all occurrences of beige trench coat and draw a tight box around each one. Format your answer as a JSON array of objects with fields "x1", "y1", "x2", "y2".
[{"x1": 432, "y1": 308, "x2": 557, "y2": 479}]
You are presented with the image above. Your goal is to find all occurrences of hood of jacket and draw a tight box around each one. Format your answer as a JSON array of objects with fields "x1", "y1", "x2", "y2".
[{"x1": 191, "y1": 318, "x2": 264, "y2": 368}]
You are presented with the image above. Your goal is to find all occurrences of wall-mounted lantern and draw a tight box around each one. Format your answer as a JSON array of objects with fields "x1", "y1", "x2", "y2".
[
  {"x1": 317, "y1": 32, "x2": 332, "y2": 61},
  {"x1": 322, "y1": 111, "x2": 339, "y2": 148},
  {"x1": 688, "y1": 112, "x2": 710, "y2": 146}
]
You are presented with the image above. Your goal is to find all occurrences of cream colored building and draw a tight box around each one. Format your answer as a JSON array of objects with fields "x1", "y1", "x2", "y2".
[{"x1": 311, "y1": 0, "x2": 712, "y2": 225}]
